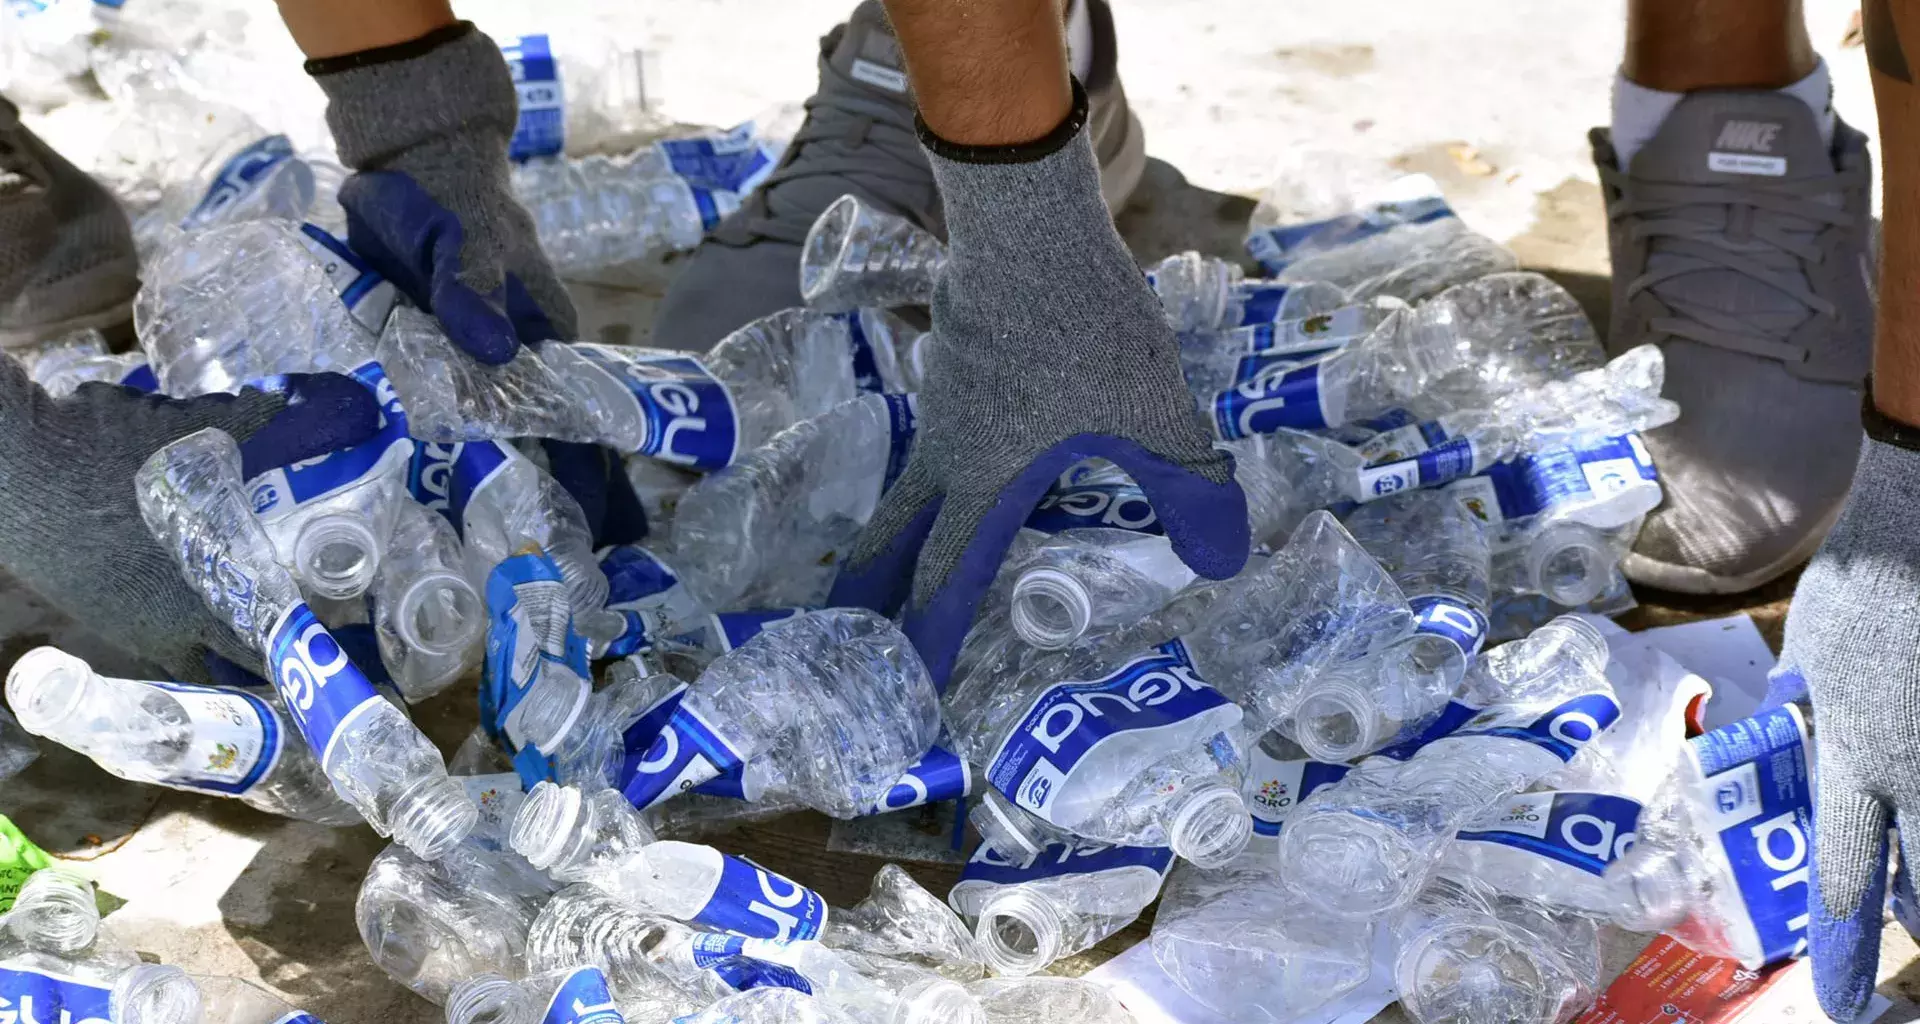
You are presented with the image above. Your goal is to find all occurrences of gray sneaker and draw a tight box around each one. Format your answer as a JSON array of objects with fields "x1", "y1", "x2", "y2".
[
  {"x1": 0, "y1": 95, "x2": 139, "y2": 348},
  {"x1": 1591, "y1": 91, "x2": 1874, "y2": 594},
  {"x1": 650, "y1": 0, "x2": 1147, "y2": 352}
]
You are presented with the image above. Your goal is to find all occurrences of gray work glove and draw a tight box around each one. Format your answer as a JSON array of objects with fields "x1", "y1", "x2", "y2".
[
  {"x1": 1771, "y1": 431, "x2": 1920, "y2": 1020},
  {"x1": 308, "y1": 21, "x2": 577, "y2": 364},
  {"x1": 0, "y1": 359, "x2": 377, "y2": 683},
  {"x1": 828, "y1": 82, "x2": 1249, "y2": 689}
]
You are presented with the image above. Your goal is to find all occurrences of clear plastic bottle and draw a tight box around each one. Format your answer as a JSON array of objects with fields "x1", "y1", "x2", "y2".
[
  {"x1": 1149, "y1": 852, "x2": 1376, "y2": 1024},
  {"x1": 611, "y1": 610, "x2": 942, "y2": 818},
  {"x1": 1147, "y1": 250, "x2": 1348, "y2": 334},
  {"x1": 136, "y1": 427, "x2": 478, "y2": 858},
  {"x1": 800, "y1": 195, "x2": 948, "y2": 313},
  {"x1": 524, "y1": 884, "x2": 729, "y2": 1018},
  {"x1": 378, "y1": 306, "x2": 599, "y2": 445},
  {"x1": 1276, "y1": 617, "x2": 1617, "y2": 920},
  {"x1": 1603, "y1": 704, "x2": 1815, "y2": 968},
  {"x1": 5, "y1": 646, "x2": 359, "y2": 825},
  {"x1": 510, "y1": 153, "x2": 730, "y2": 273},
  {"x1": 0, "y1": 705, "x2": 38, "y2": 781},
  {"x1": 409, "y1": 438, "x2": 608, "y2": 617},
  {"x1": 372, "y1": 500, "x2": 488, "y2": 703},
  {"x1": 1291, "y1": 491, "x2": 1493, "y2": 762},
  {"x1": 1005, "y1": 528, "x2": 1196, "y2": 650},
  {"x1": 967, "y1": 977, "x2": 1135, "y2": 1024},
  {"x1": 947, "y1": 841, "x2": 1173, "y2": 977},
  {"x1": 821, "y1": 865, "x2": 984, "y2": 981},
  {"x1": 445, "y1": 966, "x2": 628, "y2": 1024},
  {"x1": 1182, "y1": 297, "x2": 1403, "y2": 398},
  {"x1": 510, "y1": 783, "x2": 829, "y2": 942},
  {"x1": 665, "y1": 393, "x2": 918, "y2": 612},
  {"x1": 1391, "y1": 877, "x2": 1601, "y2": 1024},
  {"x1": 0, "y1": 871, "x2": 205, "y2": 1024},
  {"x1": 356, "y1": 835, "x2": 560, "y2": 1005}
]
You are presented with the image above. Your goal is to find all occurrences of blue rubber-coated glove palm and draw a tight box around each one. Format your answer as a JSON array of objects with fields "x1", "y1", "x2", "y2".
[
  {"x1": 310, "y1": 22, "x2": 577, "y2": 364},
  {"x1": 0, "y1": 359, "x2": 378, "y2": 686},
  {"x1": 1771, "y1": 435, "x2": 1920, "y2": 1020},
  {"x1": 829, "y1": 94, "x2": 1248, "y2": 689}
]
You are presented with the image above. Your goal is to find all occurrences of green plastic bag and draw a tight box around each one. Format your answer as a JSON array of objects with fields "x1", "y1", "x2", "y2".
[{"x1": 0, "y1": 814, "x2": 54, "y2": 912}]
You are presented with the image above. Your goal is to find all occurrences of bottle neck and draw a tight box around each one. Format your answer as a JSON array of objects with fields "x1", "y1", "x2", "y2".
[{"x1": 976, "y1": 886, "x2": 1066, "y2": 977}]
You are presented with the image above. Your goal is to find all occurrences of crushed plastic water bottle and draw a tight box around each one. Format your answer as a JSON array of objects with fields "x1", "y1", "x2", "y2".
[
  {"x1": 947, "y1": 841, "x2": 1173, "y2": 977},
  {"x1": 5, "y1": 646, "x2": 359, "y2": 825},
  {"x1": 610, "y1": 610, "x2": 942, "y2": 818},
  {"x1": 1004, "y1": 529, "x2": 1198, "y2": 651},
  {"x1": 372, "y1": 500, "x2": 488, "y2": 703},
  {"x1": 445, "y1": 966, "x2": 628, "y2": 1024},
  {"x1": 1391, "y1": 876, "x2": 1601, "y2": 1024},
  {"x1": 1604, "y1": 704, "x2": 1814, "y2": 968},
  {"x1": 1149, "y1": 852, "x2": 1376, "y2": 1023},
  {"x1": 357, "y1": 834, "x2": 559, "y2": 1005},
  {"x1": 133, "y1": 134, "x2": 345, "y2": 254},
  {"x1": 136, "y1": 427, "x2": 478, "y2": 857},
  {"x1": 820, "y1": 865, "x2": 984, "y2": 980},
  {"x1": 512, "y1": 152, "x2": 735, "y2": 274},
  {"x1": 380, "y1": 306, "x2": 598, "y2": 445},
  {"x1": 943, "y1": 633, "x2": 1253, "y2": 866},
  {"x1": 1181, "y1": 297, "x2": 1404, "y2": 399},
  {"x1": 493, "y1": 31, "x2": 664, "y2": 161},
  {"x1": 1286, "y1": 491, "x2": 1492, "y2": 761},
  {"x1": 800, "y1": 195, "x2": 948, "y2": 313},
  {"x1": 649, "y1": 392, "x2": 918, "y2": 612},
  {"x1": 1148, "y1": 250, "x2": 1349, "y2": 335},
  {"x1": 967, "y1": 977, "x2": 1136, "y2": 1024},
  {"x1": 1276, "y1": 616, "x2": 1618, "y2": 920}
]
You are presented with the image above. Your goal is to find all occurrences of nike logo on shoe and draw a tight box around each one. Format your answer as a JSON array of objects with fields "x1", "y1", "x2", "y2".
[{"x1": 1709, "y1": 119, "x2": 1789, "y2": 177}]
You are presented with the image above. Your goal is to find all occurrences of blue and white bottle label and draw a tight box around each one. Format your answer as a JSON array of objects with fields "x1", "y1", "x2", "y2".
[
  {"x1": 881, "y1": 393, "x2": 918, "y2": 492},
  {"x1": 619, "y1": 688, "x2": 748, "y2": 811},
  {"x1": 247, "y1": 362, "x2": 412, "y2": 524},
  {"x1": 1027, "y1": 480, "x2": 1161, "y2": 536},
  {"x1": 657, "y1": 122, "x2": 779, "y2": 194},
  {"x1": 1370, "y1": 700, "x2": 1482, "y2": 761},
  {"x1": 1212, "y1": 361, "x2": 1331, "y2": 439},
  {"x1": 674, "y1": 609, "x2": 806, "y2": 655},
  {"x1": 868, "y1": 740, "x2": 973, "y2": 815},
  {"x1": 1245, "y1": 187, "x2": 1455, "y2": 275},
  {"x1": 956, "y1": 839, "x2": 1175, "y2": 887},
  {"x1": 599, "y1": 544, "x2": 682, "y2": 611},
  {"x1": 540, "y1": 966, "x2": 625, "y2": 1024},
  {"x1": 1687, "y1": 704, "x2": 1814, "y2": 964},
  {"x1": 149, "y1": 680, "x2": 281, "y2": 795},
  {"x1": 183, "y1": 134, "x2": 297, "y2": 229},
  {"x1": 1245, "y1": 749, "x2": 1351, "y2": 837},
  {"x1": 985, "y1": 640, "x2": 1241, "y2": 826},
  {"x1": 119, "y1": 361, "x2": 159, "y2": 393},
  {"x1": 687, "y1": 935, "x2": 816, "y2": 995},
  {"x1": 295, "y1": 224, "x2": 399, "y2": 334},
  {"x1": 501, "y1": 34, "x2": 566, "y2": 161},
  {"x1": 483, "y1": 552, "x2": 591, "y2": 785},
  {"x1": 1407, "y1": 595, "x2": 1489, "y2": 662},
  {"x1": 693, "y1": 854, "x2": 830, "y2": 941},
  {"x1": 0, "y1": 966, "x2": 112, "y2": 1024},
  {"x1": 567, "y1": 346, "x2": 741, "y2": 469},
  {"x1": 1456, "y1": 790, "x2": 1641, "y2": 877},
  {"x1": 409, "y1": 440, "x2": 516, "y2": 534},
  {"x1": 1448, "y1": 690, "x2": 1622, "y2": 764},
  {"x1": 1356, "y1": 436, "x2": 1479, "y2": 501},
  {"x1": 268, "y1": 602, "x2": 386, "y2": 773},
  {"x1": 1446, "y1": 433, "x2": 1658, "y2": 537}
]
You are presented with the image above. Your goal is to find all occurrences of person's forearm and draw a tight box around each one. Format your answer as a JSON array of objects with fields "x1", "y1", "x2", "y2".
[
  {"x1": 274, "y1": 0, "x2": 456, "y2": 60},
  {"x1": 880, "y1": 0, "x2": 1073, "y2": 147},
  {"x1": 1866, "y1": 0, "x2": 1920, "y2": 425}
]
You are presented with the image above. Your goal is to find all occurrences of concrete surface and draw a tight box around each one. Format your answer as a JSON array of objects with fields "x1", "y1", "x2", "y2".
[{"x1": 5, "y1": 1, "x2": 1918, "y2": 1022}]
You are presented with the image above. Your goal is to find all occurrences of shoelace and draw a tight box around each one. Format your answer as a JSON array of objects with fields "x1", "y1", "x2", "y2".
[
  {"x1": 1600, "y1": 161, "x2": 1867, "y2": 365},
  {"x1": 719, "y1": 41, "x2": 929, "y2": 247}
]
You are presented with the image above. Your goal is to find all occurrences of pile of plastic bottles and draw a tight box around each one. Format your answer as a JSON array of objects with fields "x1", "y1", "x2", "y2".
[{"x1": 0, "y1": 14, "x2": 1823, "y2": 1020}]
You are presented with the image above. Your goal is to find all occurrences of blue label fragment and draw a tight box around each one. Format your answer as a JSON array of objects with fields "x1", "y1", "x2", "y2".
[
  {"x1": 1687, "y1": 705, "x2": 1814, "y2": 964},
  {"x1": 1246, "y1": 751, "x2": 1352, "y2": 837},
  {"x1": 408, "y1": 440, "x2": 516, "y2": 535},
  {"x1": 692, "y1": 854, "x2": 829, "y2": 941},
  {"x1": 568, "y1": 347, "x2": 741, "y2": 469},
  {"x1": 1371, "y1": 700, "x2": 1482, "y2": 761},
  {"x1": 881, "y1": 393, "x2": 917, "y2": 492},
  {"x1": 247, "y1": 360, "x2": 412, "y2": 520},
  {"x1": 482, "y1": 552, "x2": 591, "y2": 786},
  {"x1": 687, "y1": 935, "x2": 815, "y2": 995},
  {"x1": 1212, "y1": 361, "x2": 1330, "y2": 439},
  {"x1": 147, "y1": 680, "x2": 280, "y2": 796},
  {"x1": 1448, "y1": 691, "x2": 1623, "y2": 763},
  {"x1": 267, "y1": 603, "x2": 384, "y2": 773},
  {"x1": 1245, "y1": 194, "x2": 1456, "y2": 275},
  {"x1": 501, "y1": 34, "x2": 565, "y2": 161},
  {"x1": 1235, "y1": 282, "x2": 1293, "y2": 326},
  {"x1": 0, "y1": 966, "x2": 112, "y2": 1024},
  {"x1": 1454, "y1": 434, "x2": 1658, "y2": 524},
  {"x1": 1407, "y1": 595, "x2": 1488, "y2": 662},
  {"x1": 118, "y1": 361, "x2": 159, "y2": 393},
  {"x1": 183, "y1": 134, "x2": 296, "y2": 229},
  {"x1": 957, "y1": 840, "x2": 1175, "y2": 887},
  {"x1": 869, "y1": 740, "x2": 973, "y2": 814},
  {"x1": 541, "y1": 966, "x2": 626, "y2": 1024},
  {"x1": 657, "y1": 123, "x2": 778, "y2": 194},
  {"x1": 1026, "y1": 480, "x2": 1161, "y2": 536},
  {"x1": 600, "y1": 545, "x2": 681, "y2": 610},
  {"x1": 1457, "y1": 790, "x2": 1642, "y2": 877},
  {"x1": 618, "y1": 689, "x2": 747, "y2": 811}
]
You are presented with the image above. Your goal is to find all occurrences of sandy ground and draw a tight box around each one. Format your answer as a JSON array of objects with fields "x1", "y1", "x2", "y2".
[{"x1": 6, "y1": 2, "x2": 1917, "y2": 1023}]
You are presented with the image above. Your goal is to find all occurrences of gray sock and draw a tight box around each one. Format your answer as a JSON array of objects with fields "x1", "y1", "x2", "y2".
[
  {"x1": 0, "y1": 357, "x2": 283, "y2": 682},
  {"x1": 311, "y1": 24, "x2": 577, "y2": 338}
]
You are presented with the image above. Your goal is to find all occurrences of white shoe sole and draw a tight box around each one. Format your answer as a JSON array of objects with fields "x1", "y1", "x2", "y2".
[{"x1": 1622, "y1": 503, "x2": 1841, "y2": 595}]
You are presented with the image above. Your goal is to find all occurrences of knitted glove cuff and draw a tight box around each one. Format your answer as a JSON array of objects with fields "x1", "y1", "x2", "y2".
[
  {"x1": 915, "y1": 77, "x2": 1090, "y2": 165},
  {"x1": 310, "y1": 22, "x2": 518, "y2": 172}
]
